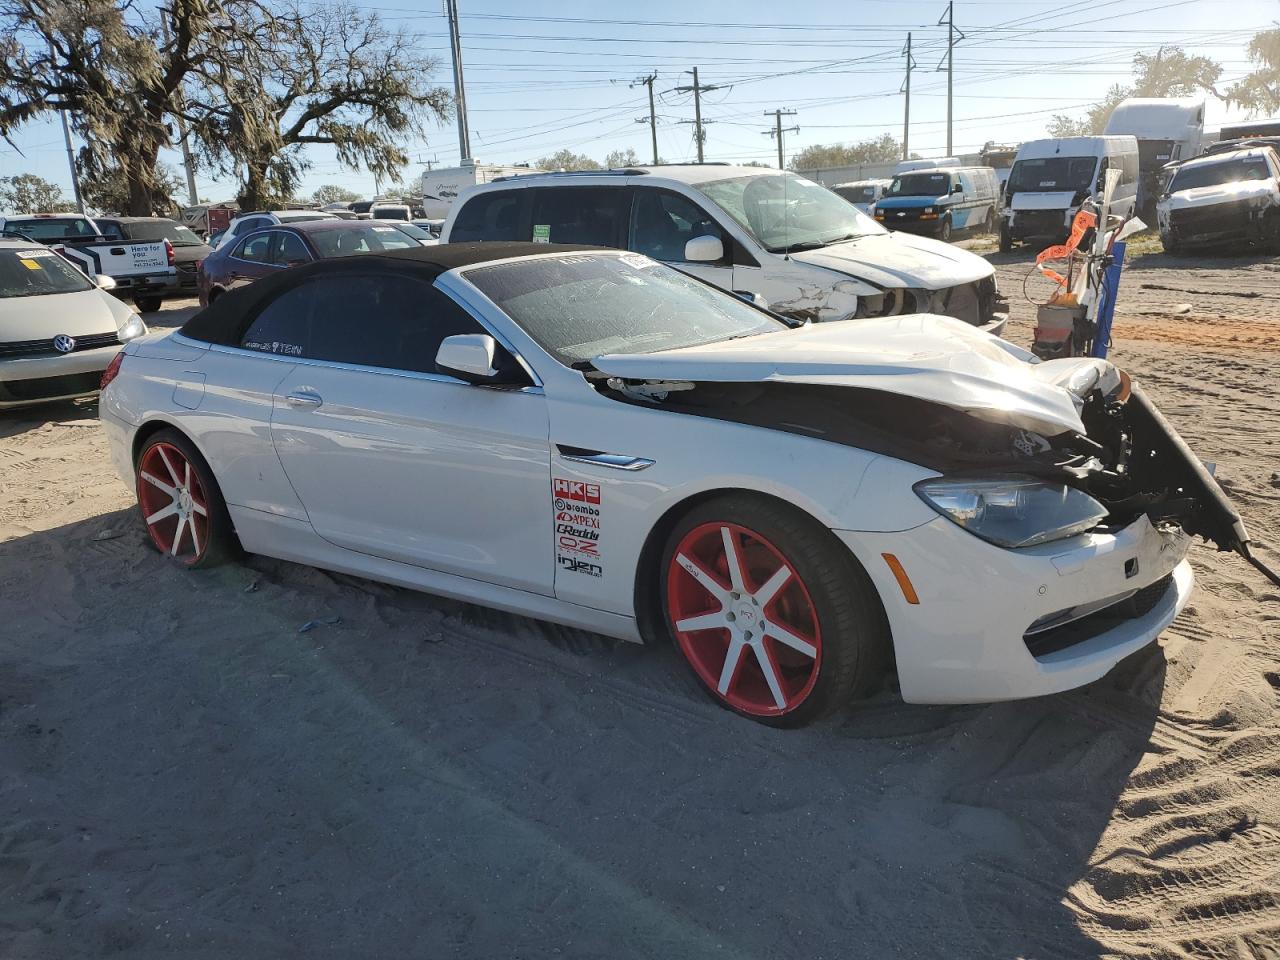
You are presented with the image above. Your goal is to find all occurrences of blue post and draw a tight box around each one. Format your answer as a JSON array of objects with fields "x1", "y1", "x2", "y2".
[{"x1": 1090, "y1": 240, "x2": 1126, "y2": 359}]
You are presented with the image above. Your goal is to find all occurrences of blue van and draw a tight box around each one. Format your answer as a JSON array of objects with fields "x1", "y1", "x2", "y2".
[{"x1": 874, "y1": 166, "x2": 1000, "y2": 243}]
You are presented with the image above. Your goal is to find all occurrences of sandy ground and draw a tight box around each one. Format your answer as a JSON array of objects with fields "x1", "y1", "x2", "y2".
[{"x1": 1, "y1": 247, "x2": 1278, "y2": 959}]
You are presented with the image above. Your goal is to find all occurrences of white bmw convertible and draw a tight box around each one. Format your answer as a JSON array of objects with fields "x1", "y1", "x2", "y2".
[{"x1": 99, "y1": 243, "x2": 1248, "y2": 725}]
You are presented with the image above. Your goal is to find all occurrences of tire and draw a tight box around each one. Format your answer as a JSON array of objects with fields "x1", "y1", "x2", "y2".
[
  {"x1": 938, "y1": 217, "x2": 953, "y2": 243},
  {"x1": 1161, "y1": 234, "x2": 1183, "y2": 257},
  {"x1": 999, "y1": 222, "x2": 1013, "y2": 253},
  {"x1": 133, "y1": 296, "x2": 163, "y2": 313},
  {"x1": 983, "y1": 209, "x2": 995, "y2": 234},
  {"x1": 660, "y1": 494, "x2": 889, "y2": 727},
  {"x1": 135, "y1": 429, "x2": 238, "y2": 568}
]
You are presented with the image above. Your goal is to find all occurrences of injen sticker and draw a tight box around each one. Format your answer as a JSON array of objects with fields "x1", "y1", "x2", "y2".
[{"x1": 553, "y1": 477, "x2": 603, "y2": 578}]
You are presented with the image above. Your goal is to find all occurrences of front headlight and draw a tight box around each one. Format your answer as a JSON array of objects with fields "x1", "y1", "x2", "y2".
[
  {"x1": 118, "y1": 312, "x2": 147, "y2": 343},
  {"x1": 914, "y1": 475, "x2": 1108, "y2": 548}
]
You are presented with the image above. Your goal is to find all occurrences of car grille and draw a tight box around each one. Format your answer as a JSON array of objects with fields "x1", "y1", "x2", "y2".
[
  {"x1": 1169, "y1": 200, "x2": 1252, "y2": 238},
  {"x1": 0, "y1": 370, "x2": 104, "y2": 403},
  {"x1": 1023, "y1": 573, "x2": 1175, "y2": 660},
  {"x1": 1013, "y1": 208, "x2": 1067, "y2": 239},
  {"x1": 928, "y1": 276, "x2": 1005, "y2": 327},
  {"x1": 0, "y1": 332, "x2": 120, "y2": 360}
]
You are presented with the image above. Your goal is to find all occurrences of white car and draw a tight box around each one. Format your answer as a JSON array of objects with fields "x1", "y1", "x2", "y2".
[
  {"x1": 442, "y1": 165, "x2": 1009, "y2": 335},
  {"x1": 0, "y1": 239, "x2": 147, "y2": 408},
  {"x1": 1157, "y1": 146, "x2": 1280, "y2": 254},
  {"x1": 98, "y1": 244, "x2": 1244, "y2": 725},
  {"x1": 214, "y1": 210, "x2": 340, "y2": 250}
]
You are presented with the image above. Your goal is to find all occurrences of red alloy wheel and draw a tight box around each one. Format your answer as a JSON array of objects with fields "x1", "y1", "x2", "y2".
[
  {"x1": 666, "y1": 521, "x2": 823, "y2": 717},
  {"x1": 136, "y1": 442, "x2": 211, "y2": 566}
]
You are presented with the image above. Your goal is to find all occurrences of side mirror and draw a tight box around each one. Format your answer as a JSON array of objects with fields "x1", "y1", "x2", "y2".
[
  {"x1": 951, "y1": 183, "x2": 963, "y2": 194},
  {"x1": 436, "y1": 333, "x2": 527, "y2": 385},
  {"x1": 96, "y1": 274, "x2": 117, "y2": 291},
  {"x1": 684, "y1": 234, "x2": 724, "y2": 263}
]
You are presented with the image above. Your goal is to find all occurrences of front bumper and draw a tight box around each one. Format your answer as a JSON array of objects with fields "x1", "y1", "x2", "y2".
[
  {"x1": 837, "y1": 513, "x2": 1193, "y2": 703},
  {"x1": 0, "y1": 345, "x2": 121, "y2": 408}
]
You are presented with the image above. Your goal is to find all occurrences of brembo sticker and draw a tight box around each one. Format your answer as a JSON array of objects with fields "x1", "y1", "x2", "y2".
[{"x1": 553, "y1": 478, "x2": 603, "y2": 578}]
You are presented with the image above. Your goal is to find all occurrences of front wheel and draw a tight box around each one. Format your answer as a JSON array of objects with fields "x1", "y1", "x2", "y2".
[
  {"x1": 661, "y1": 495, "x2": 889, "y2": 726},
  {"x1": 999, "y1": 222, "x2": 1013, "y2": 253},
  {"x1": 938, "y1": 218, "x2": 953, "y2": 243},
  {"x1": 135, "y1": 429, "x2": 238, "y2": 568},
  {"x1": 133, "y1": 296, "x2": 163, "y2": 313}
]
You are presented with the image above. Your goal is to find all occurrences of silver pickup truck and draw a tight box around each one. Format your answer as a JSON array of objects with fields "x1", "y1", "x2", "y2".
[{"x1": 0, "y1": 214, "x2": 178, "y2": 312}]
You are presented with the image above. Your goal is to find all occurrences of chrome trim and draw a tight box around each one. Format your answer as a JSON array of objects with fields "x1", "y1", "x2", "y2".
[{"x1": 559, "y1": 451, "x2": 654, "y2": 471}]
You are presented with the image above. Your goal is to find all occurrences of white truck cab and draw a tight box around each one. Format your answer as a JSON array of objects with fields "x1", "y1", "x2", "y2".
[
  {"x1": 1157, "y1": 146, "x2": 1280, "y2": 254},
  {"x1": 441, "y1": 164, "x2": 1008, "y2": 334},
  {"x1": 1000, "y1": 136, "x2": 1139, "y2": 251},
  {"x1": 1104, "y1": 97, "x2": 1206, "y2": 220}
]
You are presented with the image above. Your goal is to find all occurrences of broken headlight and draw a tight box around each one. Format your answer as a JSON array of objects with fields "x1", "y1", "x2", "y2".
[{"x1": 914, "y1": 475, "x2": 1108, "y2": 548}]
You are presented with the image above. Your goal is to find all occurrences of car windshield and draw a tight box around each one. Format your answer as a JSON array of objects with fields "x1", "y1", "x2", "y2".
[
  {"x1": 465, "y1": 252, "x2": 785, "y2": 365},
  {"x1": 1007, "y1": 156, "x2": 1098, "y2": 194},
  {"x1": 120, "y1": 219, "x2": 205, "y2": 246},
  {"x1": 0, "y1": 248, "x2": 93, "y2": 297},
  {"x1": 1169, "y1": 157, "x2": 1272, "y2": 193},
  {"x1": 386, "y1": 222, "x2": 432, "y2": 240},
  {"x1": 887, "y1": 172, "x2": 951, "y2": 197},
  {"x1": 696, "y1": 171, "x2": 884, "y2": 253},
  {"x1": 1, "y1": 217, "x2": 100, "y2": 241},
  {"x1": 835, "y1": 185, "x2": 877, "y2": 203},
  {"x1": 307, "y1": 224, "x2": 421, "y2": 257}
]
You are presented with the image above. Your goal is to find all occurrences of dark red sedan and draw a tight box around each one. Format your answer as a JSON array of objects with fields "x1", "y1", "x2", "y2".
[{"x1": 196, "y1": 220, "x2": 426, "y2": 306}]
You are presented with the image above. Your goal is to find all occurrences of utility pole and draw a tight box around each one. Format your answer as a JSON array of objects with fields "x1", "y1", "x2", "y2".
[
  {"x1": 901, "y1": 33, "x2": 915, "y2": 161},
  {"x1": 632, "y1": 73, "x2": 659, "y2": 165},
  {"x1": 48, "y1": 42, "x2": 84, "y2": 214},
  {"x1": 675, "y1": 67, "x2": 718, "y2": 163},
  {"x1": 936, "y1": 2, "x2": 964, "y2": 157},
  {"x1": 762, "y1": 109, "x2": 798, "y2": 170},
  {"x1": 445, "y1": 0, "x2": 472, "y2": 163}
]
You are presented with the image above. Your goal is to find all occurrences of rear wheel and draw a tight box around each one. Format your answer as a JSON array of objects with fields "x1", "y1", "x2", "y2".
[
  {"x1": 661, "y1": 495, "x2": 888, "y2": 726},
  {"x1": 983, "y1": 209, "x2": 995, "y2": 234},
  {"x1": 133, "y1": 296, "x2": 163, "y2": 313},
  {"x1": 135, "y1": 430, "x2": 237, "y2": 568}
]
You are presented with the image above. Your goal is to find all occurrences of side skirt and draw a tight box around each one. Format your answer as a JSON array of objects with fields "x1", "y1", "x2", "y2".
[{"x1": 228, "y1": 505, "x2": 644, "y2": 643}]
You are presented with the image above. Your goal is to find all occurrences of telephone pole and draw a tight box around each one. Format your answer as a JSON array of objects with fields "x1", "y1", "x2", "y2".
[
  {"x1": 632, "y1": 73, "x2": 659, "y2": 165},
  {"x1": 936, "y1": 2, "x2": 964, "y2": 156},
  {"x1": 445, "y1": 0, "x2": 472, "y2": 163},
  {"x1": 901, "y1": 33, "x2": 915, "y2": 160},
  {"x1": 675, "y1": 67, "x2": 719, "y2": 163},
  {"x1": 762, "y1": 109, "x2": 798, "y2": 170}
]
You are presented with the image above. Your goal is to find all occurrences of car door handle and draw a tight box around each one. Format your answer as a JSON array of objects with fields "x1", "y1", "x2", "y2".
[{"x1": 285, "y1": 390, "x2": 323, "y2": 409}]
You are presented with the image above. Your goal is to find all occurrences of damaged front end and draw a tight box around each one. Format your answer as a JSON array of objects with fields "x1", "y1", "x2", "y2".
[{"x1": 594, "y1": 364, "x2": 1251, "y2": 561}]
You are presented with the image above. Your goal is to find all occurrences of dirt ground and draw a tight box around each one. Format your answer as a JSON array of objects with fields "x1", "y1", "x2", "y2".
[{"x1": 1, "y1": 245, "x2": 1278, "y2": 959}]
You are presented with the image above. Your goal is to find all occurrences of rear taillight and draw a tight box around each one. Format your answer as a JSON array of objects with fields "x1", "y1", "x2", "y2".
[
  {"x1": 165, "y1": 239, "x2": 175, "y2": 266},
  {"x1": 100, "y1": 351, "x2": 125, "y2": 391}
]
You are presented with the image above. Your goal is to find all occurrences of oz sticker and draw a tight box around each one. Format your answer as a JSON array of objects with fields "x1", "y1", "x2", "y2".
[
  {"x1": 619, "y1": 253, "x2": 653, "y2": 270},
  {"x1": 15, "y1": 249, "x2": 53, "y2": 259},
  {"x1": 532, "y1": 224, "x2": 551, "y2": 243}
]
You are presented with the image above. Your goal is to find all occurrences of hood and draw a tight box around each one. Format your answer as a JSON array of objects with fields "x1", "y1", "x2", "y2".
[
  {"x1": 0, "y1": 287, "x2": 132, "y2": 341},
  {"x1": 874, "y1": 195, "x2": 947, "y2": 210},
  {"x1": 594, "y1": 314, "x2": 1112, "y2": 436},
  {"x1": 788, "y1": 231, "x2": 993, "y2": 290},
  {"x1": 1010, "y1": 191, "x2": 1078, "y2": 211},
  {"x1": 1161, "y1": 180, "x2": 1275, "y2": 212}
]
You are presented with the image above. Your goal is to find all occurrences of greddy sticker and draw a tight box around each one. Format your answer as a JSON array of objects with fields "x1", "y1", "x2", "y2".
[{"x1": 553, "y1": 477, "x2": 604, "y2": 578}]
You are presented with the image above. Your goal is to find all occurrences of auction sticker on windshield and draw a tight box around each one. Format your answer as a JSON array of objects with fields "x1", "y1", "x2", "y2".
[{"x1": 532, "y1": 224, "x2": 551, "y2": 243}]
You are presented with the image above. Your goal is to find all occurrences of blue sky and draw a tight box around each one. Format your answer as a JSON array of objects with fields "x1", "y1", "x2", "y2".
[{"x1": 2, "y1": 0, "x2": 1275, "y2": 204}]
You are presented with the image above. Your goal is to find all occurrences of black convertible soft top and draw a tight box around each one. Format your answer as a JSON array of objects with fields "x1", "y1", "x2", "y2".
[{"x1": 181, "y1": 241, "x2": 599, "y2": 346}]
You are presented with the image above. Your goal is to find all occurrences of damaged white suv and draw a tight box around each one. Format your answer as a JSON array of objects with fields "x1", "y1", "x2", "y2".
[
  {"x1": 443, "y1": 165, "x2": 1009, "y2": 336},
  {"x1": 1157, "y1": 146, "x2": 1280, "y2": 254}
]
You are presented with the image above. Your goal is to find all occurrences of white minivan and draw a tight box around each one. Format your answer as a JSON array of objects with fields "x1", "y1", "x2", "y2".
[
  {"x1": 442, "y1": 165, "x2": 1008, "y2": 334},
  {"x1": 831, "y1": 179, "x2": 891, "y2": 216},
  {"x1": 1000, "y1": 136, "x2": 1139, "y2": 251}
]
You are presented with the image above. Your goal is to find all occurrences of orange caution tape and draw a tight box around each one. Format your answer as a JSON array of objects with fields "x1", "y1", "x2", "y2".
[{"x1": 1035, "y1": 209, "x2": 1097, "y2": 288}]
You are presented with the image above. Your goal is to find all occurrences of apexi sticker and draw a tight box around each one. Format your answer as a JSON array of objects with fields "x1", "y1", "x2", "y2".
[{"x1": 553, "y1": 477, "x2": 604, "y2": 578}]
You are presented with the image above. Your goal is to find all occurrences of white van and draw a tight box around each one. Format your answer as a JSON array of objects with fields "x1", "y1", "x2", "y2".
[
  {"x1": 442, "y1": 165, "x2": 1008, "y2": 334},
  {"x1": 1104, "y1": 97, "x2": 1205, "y2": 219},
  {"x1": 831, "y1": 179, "x2": 891, "y2": 216},
  {"x1": 873, "y1": 166, "x2": 1001, "y2": 242},
  {"x1": 1000, "y1": 136, "x2": 1139, "y2": 251},
  {"x1": 421, "y1": 162, "x2": 542, "y2": 219}
]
